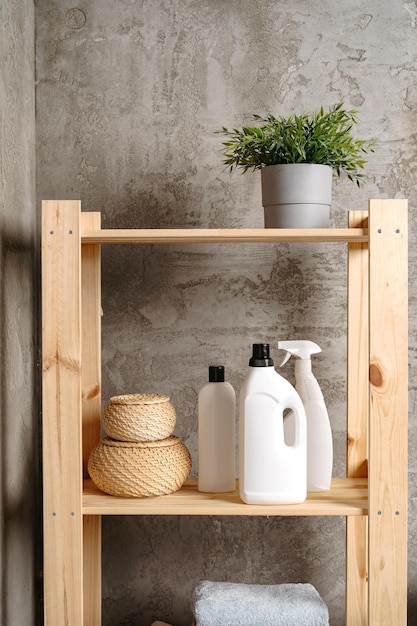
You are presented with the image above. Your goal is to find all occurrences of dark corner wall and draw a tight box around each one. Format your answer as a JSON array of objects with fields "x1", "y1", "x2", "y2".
[{"x1": 0, "y1": 1, "x2": 39, "y2": 625}]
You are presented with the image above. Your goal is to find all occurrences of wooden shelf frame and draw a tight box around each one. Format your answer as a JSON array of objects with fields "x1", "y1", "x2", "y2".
[
  {"x1": 41, "y1": 199, "x2": 408, "y2": 625},
  {"x1": 83, "y1": 477, "x2": 368, "y2": 516}
]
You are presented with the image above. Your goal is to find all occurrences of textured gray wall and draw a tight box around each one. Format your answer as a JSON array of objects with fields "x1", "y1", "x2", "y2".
[
  {"x1": 35, "y1": 1, "x2": 417, "y2": 625},
  {"x1": 0, "y1": 1, "x2": 39, "y2": 624}
]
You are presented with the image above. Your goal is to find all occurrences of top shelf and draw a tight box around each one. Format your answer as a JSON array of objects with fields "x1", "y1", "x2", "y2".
[{"x1": 81, "y1": 227, "x2": 368, "y2": 245}]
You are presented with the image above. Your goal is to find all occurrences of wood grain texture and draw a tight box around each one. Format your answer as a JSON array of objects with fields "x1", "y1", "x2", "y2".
[
  {"x1": 81, "y1": 226, "x2": 368, "y2": 244},
  {"x1": 368, "y1": 199, "x2": 408, "y2": 625},
  {"x1": 83, "y1": 477, "x2": 368, "y2": 516},
  {"x1": 81, "y1": 211, "x2": 101, "y2": 477},
  {"x1": 83, "y1": 515, "x2": 101, "y2": 626},
  {"x1": 42, "y1": 200, "x2": 83, "y2": 625},
  {"x1": 346, "y1": 210, "x2": 369, "y2": 625},
  {"x1": 80, "y1": 211, "x2": 102, "y2": 626}
]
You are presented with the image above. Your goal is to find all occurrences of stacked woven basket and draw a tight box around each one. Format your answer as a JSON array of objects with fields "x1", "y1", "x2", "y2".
[{"x1": 88, "y1": 393, "x2": 191, "y2": 497}]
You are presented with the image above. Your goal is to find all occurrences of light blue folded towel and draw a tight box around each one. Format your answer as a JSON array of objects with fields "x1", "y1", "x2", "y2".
[{"x1": 192, "y1": 580, "x2": 329, "y2": 626}]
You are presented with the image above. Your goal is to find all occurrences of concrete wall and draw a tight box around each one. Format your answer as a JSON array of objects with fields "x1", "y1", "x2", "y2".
[
  {"x1": 35, "y1": 1, "x2": 417, "y2": 624},
  {"x1": 0, "y1": 1, "x2": 39, "y2": 624}
]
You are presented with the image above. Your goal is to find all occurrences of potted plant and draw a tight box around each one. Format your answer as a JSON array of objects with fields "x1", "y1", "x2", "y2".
[{"x1": 217, "y1": 103, "x2": 375, "y2": 228}]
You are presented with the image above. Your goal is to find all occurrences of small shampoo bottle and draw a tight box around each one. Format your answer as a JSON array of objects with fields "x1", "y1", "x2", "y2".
[{"x1": 198, "y1": 365, "x2": 236, "y2": 493}]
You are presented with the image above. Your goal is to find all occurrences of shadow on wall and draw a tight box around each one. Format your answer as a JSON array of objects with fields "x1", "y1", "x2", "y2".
[
  {"x1": 0, "y1": 230, "x2": 42, "y2": 624},
  {"x1": 408, "y1": 593, "x2": 417, "y2": 624}
]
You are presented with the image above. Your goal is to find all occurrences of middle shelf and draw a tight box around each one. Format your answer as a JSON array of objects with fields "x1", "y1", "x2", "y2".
[{"x1": 83, "y1": 477, "x2": 368, "y2": 516}]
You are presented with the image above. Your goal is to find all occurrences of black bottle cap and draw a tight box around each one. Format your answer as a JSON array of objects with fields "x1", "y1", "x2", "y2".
[
  {"x1": 249, "y1": 343, "x2": 274, "y2": 367},
  {"x1": 209, "y1": 365, "x2": 225, "y2": 382}
]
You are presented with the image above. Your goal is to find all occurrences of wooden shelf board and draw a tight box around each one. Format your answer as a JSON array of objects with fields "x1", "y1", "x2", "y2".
[
  {"x1": 82, "y1": 477, "x2": 368, "y2": 516},
  {"x1": 81, "y1": 227, "x2": 368, "y2": 245}
]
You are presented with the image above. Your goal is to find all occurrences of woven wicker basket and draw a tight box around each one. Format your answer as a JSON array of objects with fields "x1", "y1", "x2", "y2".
[
  {"x1": 103, "y1": 393, "x2": 176, "y2": 442},
  {"x1": 88, "y1": 436, "x2": 191, "y2": 497}
]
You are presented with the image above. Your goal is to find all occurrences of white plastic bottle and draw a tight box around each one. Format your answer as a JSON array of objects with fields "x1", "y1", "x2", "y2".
[
  {"x1": 239, "y1": 343, "x2": 307, "y2": 505},
  {"x1": 198, "y1": 365, "x2": 236, "y2": 493},
  {"x1": 278, "y1": 340, "x2": 333, "y2": 492}
]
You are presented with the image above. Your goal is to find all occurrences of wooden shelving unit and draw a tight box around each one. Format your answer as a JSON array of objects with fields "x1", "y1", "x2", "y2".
[{"x1": 42, "y1": 199, "x2": 408, "y2": 625}]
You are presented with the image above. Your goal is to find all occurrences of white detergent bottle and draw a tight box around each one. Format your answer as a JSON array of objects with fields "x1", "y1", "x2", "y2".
[
  {"x1": 278, "y1": 340, "x2": 333, "y2": 492},
  {"x1": 239, "y1": 343, "x2": 307, "y2": 505},
  {"x1": 198, "y1": 365, "x2": 236, "y2": 493}
]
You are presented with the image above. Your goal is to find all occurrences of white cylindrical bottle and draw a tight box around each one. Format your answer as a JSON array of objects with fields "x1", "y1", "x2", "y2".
[
  {"x1": 239, "y1": 343, "x2": 307, "y2": 505},
  {"x1": 198, "y1": 365, "x2": 236, "y2": 493},
  {"x1": 278, "y1": 340, "x2": 333, "y2": 492}
]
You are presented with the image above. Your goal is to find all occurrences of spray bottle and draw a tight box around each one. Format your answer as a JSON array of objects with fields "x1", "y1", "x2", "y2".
[
  {"x1": 278, "y1": 340, "x2": 333, "y2": 492},
  {"x1": 239, "y1": 343, "x2": 307, "y2": 504}
]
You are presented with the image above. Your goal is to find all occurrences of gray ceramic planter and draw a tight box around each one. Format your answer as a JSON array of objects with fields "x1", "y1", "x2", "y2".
[{"x1": 261, "y1": 163, "x2": 333, "y2": 228}]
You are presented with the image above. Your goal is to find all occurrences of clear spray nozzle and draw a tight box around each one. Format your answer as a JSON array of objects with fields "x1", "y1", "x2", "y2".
[{"x1": 278, "y1": 340, "x2": 322, "y2": 366}]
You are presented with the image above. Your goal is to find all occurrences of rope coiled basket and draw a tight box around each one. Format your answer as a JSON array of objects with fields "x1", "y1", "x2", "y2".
[
  {"x1": 88, "y1": 436, "x2": 192, "y2": 497},
  {"x1": 103, "y1": 393, "x2": 176, "y2": 442}
]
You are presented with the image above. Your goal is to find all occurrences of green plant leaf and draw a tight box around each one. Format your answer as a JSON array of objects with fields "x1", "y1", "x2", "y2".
[{"x1": 216, "y1": 104, "x2": 375, "y2": 185}]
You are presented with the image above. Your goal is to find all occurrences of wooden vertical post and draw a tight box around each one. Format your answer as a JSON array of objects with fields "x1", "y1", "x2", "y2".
[
  {"x1": 368, "y1": 199, "x2": 408, "y2": 625},
  {"x1": 346, "y1": 210, "x2": 369, "y2": 625},
  {"x1": 81, "y1": 211, "x2": 102, "y2": 625},
  {"x1": 81, "y1": 211, "x2": 102, "y2": 476},
  {"x1": 42, "y1": 200, "x2": 83, "y2": 625}
]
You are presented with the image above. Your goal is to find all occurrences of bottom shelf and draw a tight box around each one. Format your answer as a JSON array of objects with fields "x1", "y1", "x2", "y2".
[{"x1": 83, "y1": 477, "x2": 368, "y2": 516}]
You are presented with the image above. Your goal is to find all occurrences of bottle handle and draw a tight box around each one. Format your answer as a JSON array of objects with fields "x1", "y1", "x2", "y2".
[{"x1": 282, "y1": 397, "x2": 304, "y2": 447}]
